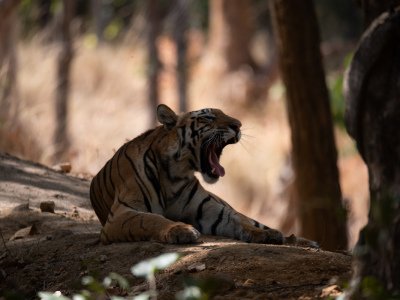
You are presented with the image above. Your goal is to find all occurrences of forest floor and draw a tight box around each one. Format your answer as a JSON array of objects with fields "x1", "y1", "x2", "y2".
[{"x1": 0, "y1": 153, "x2": 352, "y2": 300}]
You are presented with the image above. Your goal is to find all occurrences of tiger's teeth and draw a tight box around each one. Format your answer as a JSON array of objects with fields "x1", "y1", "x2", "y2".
[{"x1": 211, "y1": 168, "x2": 216, "y2": 174}]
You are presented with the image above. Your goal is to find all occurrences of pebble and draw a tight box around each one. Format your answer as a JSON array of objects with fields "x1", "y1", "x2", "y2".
[{"x1": 40, "y1": 201, "x2": 55, "y2": 213}]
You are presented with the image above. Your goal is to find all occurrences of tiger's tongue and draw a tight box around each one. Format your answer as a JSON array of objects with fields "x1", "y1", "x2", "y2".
[{"x1": 209, "y1": 148, "x2": 225, "y2": 177}]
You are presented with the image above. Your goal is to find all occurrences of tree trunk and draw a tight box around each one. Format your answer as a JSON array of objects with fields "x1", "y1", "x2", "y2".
[
  {"x1": 146, "y1": 0, "x2": 162, "y2": 125},
  {"x1": 270, "y1": 0, "x2": 347, "y2": 250},
  {"x1": 207, "y1": 0, "x2": 255, "y2": 73},
  {"x1": 344, "y1": 6, "x2": 400, "y2": 298},
  {"x1": 53, "y1": 0, "x2": 75, "y2": 162},
  {"x1": 0, "y1": 0, "x2": 19, "y2": 126},
  {"x1": 172, "y1": 0, "x2": 189, "y2": 113}
]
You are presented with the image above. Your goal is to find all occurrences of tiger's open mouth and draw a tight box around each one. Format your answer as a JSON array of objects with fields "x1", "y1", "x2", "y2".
[{"x1": 200, "y1": 135, "x2": 239, "y2": 179}]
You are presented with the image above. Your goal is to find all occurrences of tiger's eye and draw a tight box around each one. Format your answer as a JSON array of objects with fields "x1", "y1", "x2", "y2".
[{"x1": 199, "y1": 116, "x2": 215, "y2": 123}]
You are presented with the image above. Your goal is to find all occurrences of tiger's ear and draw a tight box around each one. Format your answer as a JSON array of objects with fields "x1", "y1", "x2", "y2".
[{"x1": 157, "y1": 104, "x2": 178, "y2": 129}]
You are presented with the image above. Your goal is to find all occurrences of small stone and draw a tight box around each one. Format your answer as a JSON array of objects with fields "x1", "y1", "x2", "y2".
[
  {"x1": 9, "y1": 224, "x2": 38, "y2": 241},
  {"x1": 187, "y1": 263, "x2": 206, "y2": 272},
  {"x1": 12, "y1": 202, "x2": 30, "y2": 212},
  {"x1": 40, "y1": 201, "x2": 55, "y2": 213},
  {"x1": 53, "y1": 162, "x2": 72, "y2": 173}
]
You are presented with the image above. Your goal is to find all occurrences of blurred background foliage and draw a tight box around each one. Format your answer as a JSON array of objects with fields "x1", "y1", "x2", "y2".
[
  {"x1": 7, "y1": 0, "x2": 363, "y2": 150},
  {"x1": 17, "y1": 0, "x2": 362, "y2": 41},
  {"x1": 15, "y1": 0, "x2": 361, "y2": 127}
]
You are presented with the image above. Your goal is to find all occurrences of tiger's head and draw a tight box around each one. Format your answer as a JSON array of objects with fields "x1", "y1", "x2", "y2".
[{"x1": 157, "y1": 104, "x2": 242, "y2": 184}]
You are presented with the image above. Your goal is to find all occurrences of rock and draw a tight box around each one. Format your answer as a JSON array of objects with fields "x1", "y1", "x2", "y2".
[
  {"x1": 53, "y1": 162, "x2": 72, "y2": 173},
  {"x1": 187, "y1": 263, "x2": 206, "y2": 272},
  {"x1": 40, "y1": 201, "x2": 55, "y2": 213},
  {"x1": 9, "y1": 224, "x2": 38, "y2": 241},
  {"x1": 12, "y1": 202, "x2": 30, "y2": 212}
]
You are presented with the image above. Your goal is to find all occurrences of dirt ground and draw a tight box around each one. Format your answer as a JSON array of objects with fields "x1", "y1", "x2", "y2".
[{"x1": 0, "y1": 153, "x2": 352, "y2": 299}]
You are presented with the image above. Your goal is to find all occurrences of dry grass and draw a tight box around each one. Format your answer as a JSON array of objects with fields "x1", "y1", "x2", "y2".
[{"x1": 6, "y1": 34, "x2": 368, "y2": 248}]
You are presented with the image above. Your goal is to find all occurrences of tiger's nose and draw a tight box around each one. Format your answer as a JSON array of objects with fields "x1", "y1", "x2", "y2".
[{"x1": 229, "y1": 120, "x2": 242, "y2": 133}]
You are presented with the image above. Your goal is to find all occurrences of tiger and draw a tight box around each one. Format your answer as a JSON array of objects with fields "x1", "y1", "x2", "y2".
[{"x1": 90, "y1": 104, "x2": 317, "y2": 247}]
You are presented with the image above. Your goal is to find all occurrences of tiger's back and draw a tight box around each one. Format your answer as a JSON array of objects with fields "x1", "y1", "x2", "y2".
[{"x1": 90, "y1": 127, "x2": 159, "y2": 225}]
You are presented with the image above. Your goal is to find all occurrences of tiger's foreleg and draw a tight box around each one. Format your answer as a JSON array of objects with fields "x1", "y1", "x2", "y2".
[
  {"x1": 172, "y1": 191, "x2": 284, "y2": 244},
  {"x1": 100, "y1": 202, "x2": 200, "y2": 244},
  {"x1": 190, "y1": 197, "x2": 318, "y2": 247}
]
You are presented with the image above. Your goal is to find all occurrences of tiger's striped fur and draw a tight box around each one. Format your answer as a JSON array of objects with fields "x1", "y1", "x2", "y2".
[{"x1": 90, "y1": 104, "x2": 314, "y2": 246}]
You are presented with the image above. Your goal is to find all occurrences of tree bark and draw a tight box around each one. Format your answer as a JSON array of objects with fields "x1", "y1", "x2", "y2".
[
  {"x1": 270, "y1": 0, "x2": 347, "y2": 250},
  {"x1": 344, "y1": 6, "x2": 400, "y2": 298},
  {"x1": 146, "y1": 0, "x2": 162, "y2": 125},
  {"x1": 172, "y1": 0, "x2": 189, "y2": 113},
  {"x1": 53, "y1": 0, "x2": 75, "y2": 162}
]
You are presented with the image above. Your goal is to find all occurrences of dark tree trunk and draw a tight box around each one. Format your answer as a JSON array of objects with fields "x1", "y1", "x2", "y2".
[
  {"x1": 344, "y1": 6, "x2": 400, "y2": 298},
  {"x1": 0, "y1": 0, "x2": 19, "y2": 125},
  {"x1": 53, "y1": 0, "x2": 75, "y2": 162},
  {"x1": 270, "y1": 0, "x2": 347, "y2": 251},
  {"x1": 172, "y1": 0, "x2": 189, "y2": 113},
  {"x1": 146, "y1": 0, "x2": 162, "y2": 125}
]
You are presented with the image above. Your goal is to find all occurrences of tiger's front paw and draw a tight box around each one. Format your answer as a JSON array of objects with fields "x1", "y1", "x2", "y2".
[
  {"x1": 162, "y1": 223, "x2": 201, "y2": 244},
  {"x1": 246, "y1": 228, "x2": 284, "y2": 244}
]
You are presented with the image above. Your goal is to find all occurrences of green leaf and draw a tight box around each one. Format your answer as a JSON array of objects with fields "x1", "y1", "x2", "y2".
[
  {"x1": 81, "y1": 275, "x2": 105, "y2": 293},
  {"x1": 131, "y1": 260, "x2": 154, "y2": 277},
  {"x1": 176, "y1": 286, "x2": 203, "y2": 300},
  {"x1": 81, "y1": 276, "x2": 94, "y2": 286},
  {"x1": 133, "y1": 291, "x2": 155, "y2": 300},
  {"x1": 37, "y1": 292, "x2": 70, "y2": 300},
  {"x1": 103, "y1": 272, "x2": 129, "y2": 290},
  {"x1": 131, "y1": 253, "x2": 180, "y2": 277},
  {"x1": 151, "y1": 252, "x2": 180, "y2": 270}
]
